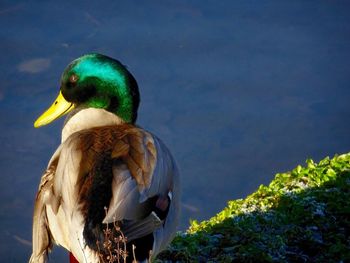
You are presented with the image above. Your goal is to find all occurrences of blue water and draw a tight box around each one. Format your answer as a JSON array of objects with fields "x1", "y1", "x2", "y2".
[{"x1": 1, "y1": 1, "x2": 350, "y2": 262}]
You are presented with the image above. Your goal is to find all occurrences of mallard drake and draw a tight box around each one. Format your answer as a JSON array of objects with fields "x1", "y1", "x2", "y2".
[{"x1": 29, "y1": 54, "x2": 180, "y2": 263}]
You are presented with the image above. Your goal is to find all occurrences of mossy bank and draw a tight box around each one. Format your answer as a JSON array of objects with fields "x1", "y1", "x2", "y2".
[{"x1": 157, "y1": 153, "x2": 350, "y2": 262}]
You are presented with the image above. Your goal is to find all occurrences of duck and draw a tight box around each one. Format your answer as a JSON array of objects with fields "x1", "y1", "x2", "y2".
[{"x1": 29, "y1": 53, "x2": 180, "y2": 263}]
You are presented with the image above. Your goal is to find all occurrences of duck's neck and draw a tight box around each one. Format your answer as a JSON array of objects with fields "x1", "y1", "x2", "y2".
[{"x1": 61, "y1": 108, "x2": 125, "y2": 143}]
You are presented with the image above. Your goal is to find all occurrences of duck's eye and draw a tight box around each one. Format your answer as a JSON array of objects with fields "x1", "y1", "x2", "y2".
[{"x1": 69, "y1": 74, "x2": 79, "y2": 84}]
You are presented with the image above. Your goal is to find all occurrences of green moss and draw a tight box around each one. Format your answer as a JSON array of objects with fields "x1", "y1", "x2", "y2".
[{"x1": 157, "y1": 153, "x2": 350, "y2": 262}]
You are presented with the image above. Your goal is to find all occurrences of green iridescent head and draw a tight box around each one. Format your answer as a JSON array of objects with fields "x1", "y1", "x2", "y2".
[
  {"x1": 34, "y1": 54, "x2": 139, "y2": 128},
  {"x1": 60, "y1": 53, "x2": 140, "y2": 123}
]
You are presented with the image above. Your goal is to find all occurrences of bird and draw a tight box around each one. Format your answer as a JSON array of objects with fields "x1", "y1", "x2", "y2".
[{"x1": 29, "y1": 53, "x2": 180, "y2": 263}]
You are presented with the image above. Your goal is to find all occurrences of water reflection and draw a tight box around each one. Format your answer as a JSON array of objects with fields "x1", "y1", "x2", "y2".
[{"x1": 1, "y1": 1, "x2": 350, "y2": 262}]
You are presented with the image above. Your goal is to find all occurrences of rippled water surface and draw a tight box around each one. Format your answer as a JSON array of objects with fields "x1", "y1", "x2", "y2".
[{"x1": 1, "y1": 1, "x2": 350, "y2": 262}]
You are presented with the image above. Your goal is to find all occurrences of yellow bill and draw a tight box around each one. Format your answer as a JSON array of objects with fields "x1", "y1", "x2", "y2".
[{"x1": 34, "y1": 91, "x2": 74, "y2": 128}]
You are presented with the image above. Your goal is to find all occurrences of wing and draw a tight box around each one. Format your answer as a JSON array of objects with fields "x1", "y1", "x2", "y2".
[
  {"x1": 104, "y1": 128, "x2": 174, "y2": 221},
  {"x1": 29, "y1": 148, "x2": 62, "y2": 263},
  {"x1": 74, "y1": 125, "x2": 180, "y2": 254},
  {"x1": 104, "y1": 128, "x2": 181, "y2": 255}
]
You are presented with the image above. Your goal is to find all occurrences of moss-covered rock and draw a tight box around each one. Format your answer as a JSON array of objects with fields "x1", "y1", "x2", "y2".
[{"x1": 156, "y1": 153, "x2": 350, "y2": 262}]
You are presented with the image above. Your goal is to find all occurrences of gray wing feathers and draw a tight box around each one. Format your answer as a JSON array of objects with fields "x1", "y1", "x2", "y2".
[
  {"x1": 122, "y1": 212, "x2": 163, "y2": 242},
  {"x1": 153, "y1": 154, "x2": 181, "y2": 255},
  {"x1": 103, "y1": 164, "x2": 143, "y2": 222},
  {"x1": 103, "y1": 134, "x2": 180, "y2": 252}
]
